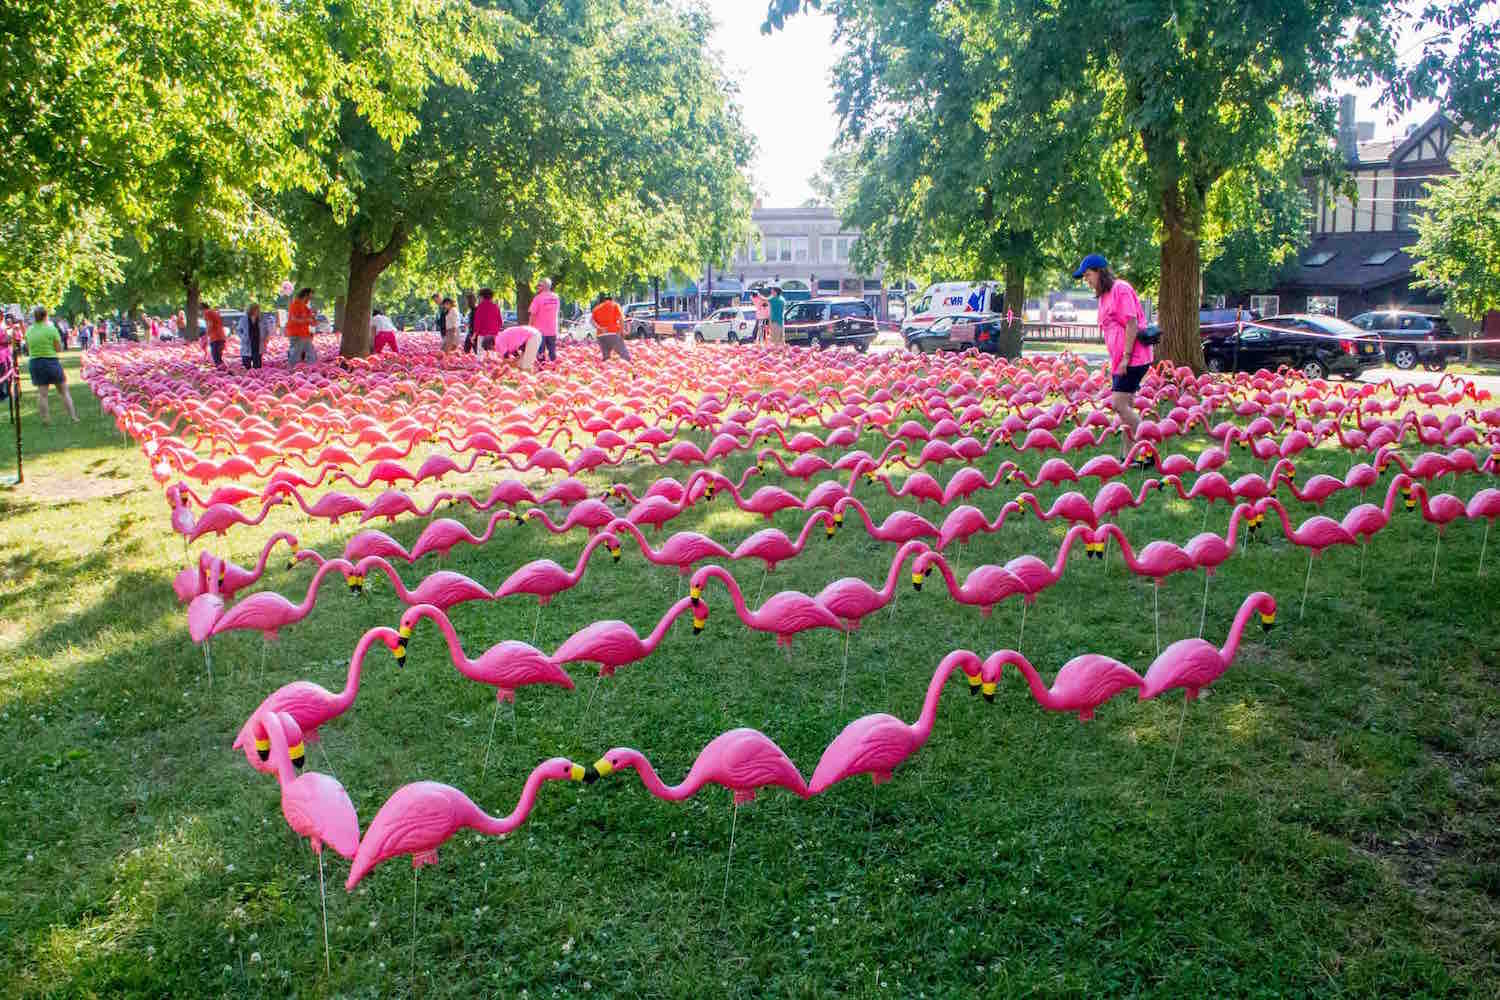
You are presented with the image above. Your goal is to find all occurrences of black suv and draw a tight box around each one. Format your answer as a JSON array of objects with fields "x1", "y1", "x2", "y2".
[
  {"x1": 904, "y1": 312, "x2": 1012, "y2": 355},
  {"x1": 1202, "y1": 314, "x2": 1383, "y2": 380},
  {"x1": 1348, "y1": 311, "x2": 1461, "y2": 370},
  {"x1": 783, "y1": 297, "x2": 878, "y2": 351}
]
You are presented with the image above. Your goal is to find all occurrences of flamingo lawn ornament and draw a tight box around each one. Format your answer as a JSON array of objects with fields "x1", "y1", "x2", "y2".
[
  {"x1": 1092, "y1": 524, "x2": 1196, "y2": 653},
  {"x1": 808, "y1": 650, "x2": 984, "y2": 794},
  {"x1": 1466, "y1": 488, "x2": 1500, "y2": 575},
  {"x1": 409, "y1": 511, "x2": 516, "y2": 562},
  {"x1": 815, "y1": 540, "x2": 931, "y2": 706},
  {"x1": 211, "y1": 556, "x2": 362, "y2": 644},
  {"x1": 832, "y1": 497, "x2": 939, "y2": 545},
  {"x1": 1340, "y1": 474, "x2": 1414, "y2": 581},
  {"x1": 588, "y1": 727, "x2": 809, "y2": 918},
  {"x1": 174, "y1": 532, "x2": 299, "y2": 603},
  {"x1": 1140, "y1": 591, "x2": 1277, "y2": 777},
  {"x1": 256, "y1": 710, "x2": 359, "y2": 975},
  {"x1": 689, "y1": 565, "x2": 842, "y2": 650},
  {"x1": 607, "y1": 519, "x2": 733, "y2": 583},
  {"x1": 344, "y1": 759, "x2": 587, "y2": 889},
  {"x1": 231, "y1": 626, "x2": 403, "y2": 769},
  {"x1": 396, "y1": 603, "x2": 576, "y2": 776},
  {"x1": 522, "y1": 499, "x2": 615, "y2": 535},
  {"x1": 1183, "y1": 502, "x2": 1256, "y2": 636},
  {"x1": 1255, "y1": 498, "x2": 1357, "y2": 619},
  {"x1": 495, "y1": 531, "x2": 620, "y2": 641},
  {"x1": 982, "y1": 650, "x2": 1144, "y2": 720},
  {"x1": 552, "y1": 597, "x2": 706, "y2": 679},
  {"x1": 935, "y1": 500, "x2": 1023, "y2": 551},
  {"x1": 1410, "y1": 483, "x2": 1469, "y2": 584},
  {"x1": 348, "y1": 556, "x2": 493, "y2": 610}
]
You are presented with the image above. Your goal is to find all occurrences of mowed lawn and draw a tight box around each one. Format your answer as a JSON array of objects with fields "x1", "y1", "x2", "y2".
[{"x1": 2, "y1": 350, "x2": 1498, "y2": 998}]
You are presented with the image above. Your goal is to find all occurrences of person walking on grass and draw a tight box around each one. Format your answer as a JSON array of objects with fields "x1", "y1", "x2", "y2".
[
  {"x1": 766, "y1": 285, "x2": 786, "y2": 347},
  {"x1": 440, "y1": 296, "x2": 461, "y2": 352},
  {"x1": 371, "y1": 309, "x2": 398, "y2": 354},
  {"x1": 286, "y1": 287, "x2": 317, "y2": 365},
  {"x1": 752, "y1": 289, "x2": 770, "y2": 341},
  {"x1": 590, "y1": 291, "x2": 629, "y2": 364},
  {"x1": 237, "y1": 304, "x2": 264, "y2": 369},
  {"x1": 24, "y1": 306, "x2": 78, "y2": 424},
  {"x1": 1074, "y1": 253, "x2": 1150, "y2": 461},
  {"x1": 529, "y1": 278, "x2": 560, "y2": 364},
  {"x1": 204, "y1": 302, "x2": 227, "y2": 367}
]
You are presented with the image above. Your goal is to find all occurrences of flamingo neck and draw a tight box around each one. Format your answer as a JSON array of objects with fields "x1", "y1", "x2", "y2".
[
  {"x1": 880, "y1": 543, "x2": 923, "y2": 601},
  {"x1": 911, "y1": 652, "x2": 975, "y2": 744},
  {"x1": 575, "y1": 533, "x2": 610, "y2": 579},
  {"x1": 1051, "y1": 527, "x2": 1084, "y2": 577},
  {"x1": 1382, "y1": 477, "x2": 1404, "y2": 519},
  {"x1": 1102, "y1": 524, "x2": 1139, "y2": 569},
  {"x1": 251, "y1": 533, "x2": 292, "y2": 576},
  {"x1": 1133, "y1": 478, "x2": 1158, "y2": 505},
  {"x1": 1224, "y1": 506, "x2": 1248, "y2": 548},
  {"x1": 472, "y1": 769, "x2": 548, "y2": 836},
  {"x1": 792, "y1": 513, "x2": 823, "y2": 550},
  {"x1": 842, "y1": 500, "x2": 875, "y2": 533},
  {"x1": 1219, "y1": 596, "x2": 1259, "y2": 664},
  {"x1": 428, "y1": 610, "x2": 473, "y2": 672},
  {"x1": 645, "y1": 599, "x2": 692, "y2": 651},
  {"x1": 702, "y1": 567, "x2": 749, "y2": 616},
  {"x1": 1002, "y1": 652, "x2": 1058, "y2": 710},
  {"x1": 925, "y1": 553, "x2": 961, "y2": 597},
  {"x1": 1262, "y1": 499, "x2": 1294, "y2": 541},
  {"x1": 263, "y1": 714, "x2": 299, "y2": 787},
  {"x1": 630, "y1": 754, "x2": 692, "y2": 801},
  {"x1": 300, "y1": 558, "x2": 351, "y2": 615},
  {"x1": 357, "y1": 556, "x2": 408, "y2": 600}
]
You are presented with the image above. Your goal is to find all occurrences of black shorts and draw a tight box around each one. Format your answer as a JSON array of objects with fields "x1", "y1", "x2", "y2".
[
  {"x1": 1111, "y1": 363, "x2": 1148, "y2": 394},
  {"x1": 29, "y1": 357, "x2": 65, "y2": 387}
]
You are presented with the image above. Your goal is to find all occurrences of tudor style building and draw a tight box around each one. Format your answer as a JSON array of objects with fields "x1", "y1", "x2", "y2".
[{"x1": 1246, "y1": 99, "x2": 1457, "y2": 320}]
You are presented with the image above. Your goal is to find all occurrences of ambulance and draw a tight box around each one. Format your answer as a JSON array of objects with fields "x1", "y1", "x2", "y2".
[{"x1": 902, "y1": 282, "x2": 1002, "y2": 333}]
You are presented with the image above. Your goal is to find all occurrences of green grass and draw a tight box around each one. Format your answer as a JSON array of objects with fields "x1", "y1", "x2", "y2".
[{"x1": 2, "y1": 352, "x2": 1499, "y2": 997}]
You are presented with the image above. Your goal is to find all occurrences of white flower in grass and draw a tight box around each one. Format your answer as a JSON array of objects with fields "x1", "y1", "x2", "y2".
[{"x1": 249, "y1": 952, "x2": 261, "y2": 964}]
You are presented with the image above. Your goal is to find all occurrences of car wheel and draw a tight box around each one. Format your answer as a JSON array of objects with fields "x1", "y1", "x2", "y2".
[
  {"x1": 694, "y1": 332, "x2": 704, "y2": 344},
  {"x1": 1423, "y1": 358, "x2": 1446, "y2": 372},
  {"x1": 1392, "y1": 346, "x2": 1418, "y2": 370},
  {"x1": 727, "y1": 331, "x2": 737, "y2": 345},
  {"x1": 1205, "y1": 355, "x2": 1226, "y2": 374},
  {"x1": 810, "y1": 333, "x2": 824, "y2": 349},
  {"x1": 855, "y1": 339, "x2": 869, "y2": 354},
  {"x1": 1300, "y1": 358, "x2": 1328, "y2": 380}
]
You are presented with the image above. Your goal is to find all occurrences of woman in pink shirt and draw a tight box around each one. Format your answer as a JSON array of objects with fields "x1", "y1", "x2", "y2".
[{"x1": 1074, "y1": 253, "x2": 1150, "y2": 453}]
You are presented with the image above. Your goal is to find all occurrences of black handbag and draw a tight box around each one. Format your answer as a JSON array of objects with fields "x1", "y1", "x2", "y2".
[{"x1": 1136, "y1": 324, "x2": 1162, "y2": 345}]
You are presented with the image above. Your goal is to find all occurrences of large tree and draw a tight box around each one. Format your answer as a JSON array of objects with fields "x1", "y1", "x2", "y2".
[
  {"x1": 443, "y1": 0, "x2": 753, "y2": 324},
  {"x1": 1412, "y1": 137, "x2": 1500, "y2": 320}
]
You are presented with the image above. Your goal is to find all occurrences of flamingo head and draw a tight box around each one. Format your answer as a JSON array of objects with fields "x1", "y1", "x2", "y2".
[
  {"x1": 1404, "y1": 482, "x2": 1417, "y2": 511},
  {"x1": 691, "y1": 601, "x2": 708, "y2": 635},
  {"x1": 521, "y1": 509, "x2": 540, "y2": 523},
  {"x1": 346, "y1": 573, "x2": 364, "y2": 595},
  {"x1": 980, "y1": 659, "x2": 1002, "y2": 702},
  {"x1": 609, "y1": 540, "x2": 622, "y2": 563},
  {"x1": 911, "y1": 552, "x2": 936, "y2": 591},
  {"x1": 284, "y1": 538, "x2": 300, "y2": 570},
  {"x1": 249, "y1": 711, "x2": 306, "y2": 770},
  {"x1": 587, "y1": 747, "x2": 647, "y2": 784}
]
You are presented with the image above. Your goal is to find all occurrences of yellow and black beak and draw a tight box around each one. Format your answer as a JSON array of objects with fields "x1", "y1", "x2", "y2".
[
  {"x1": 689, "y1": 585, "x2": 702, "y2": 606},
  {"x1": 570, "y1": 763, "x2": 588, "y2": 783},
  {"x1": 833, "y1": 512, "x2": 844, "y2": 527},
  {"x1": 692, "y1": 615, "x2": 706, "y2": 635},
  {"x1": 254, "y1": 736, "x2": 270, "y2": 762},
  {"x1": 825, "y1": 522, "x2": 836, "y2": 538},
  {"x1": 347, "y1": 574, "x2": 364, "y2": 595},
  {"x1": 393, "y1": 642, "x2": 407, "y2": 667},
  {"x1": 704, "y1": 484, "x2": 716, "y2": 500},
  {"x1": 585, "y1": 758, "x2": 613, "y2": 784},
  {"x1": 289, "y1": 741, "x2": 306, "y2": 771},
  {"x1": 610, "y1": 546, "x2": 621, "y2": 563},
  {"x1": 966, "y1": 672, "x2": 982, "y2": 697},
  {"x1": 981, "y1": 680, "x2": 998, "y2": 703},
  {"x1": 1260, "y1": 611, "x2": 1276, "y2": 632},
  {"x1": 911, "y1": 569, "x2": 924, "y2": 592}
]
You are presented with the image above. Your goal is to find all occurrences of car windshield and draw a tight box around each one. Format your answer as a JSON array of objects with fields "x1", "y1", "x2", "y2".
[
  {"x1": 928, "y1": 316, "x2": 953, "y2": 333},
  {"x1": 1305, "y1": 315, "x2": 1365, "y2": 337}
]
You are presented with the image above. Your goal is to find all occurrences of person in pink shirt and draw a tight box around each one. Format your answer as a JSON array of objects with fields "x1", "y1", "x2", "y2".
[
  {"x1": 1074, "y1": 253, "x2": 1150, "y2": 454},
  {"x1": 472, "y1": 287, "x2": 503, "y2": 353},
  {"x1": 528, "y1": 278, "x2": 560, "y2": 363}
]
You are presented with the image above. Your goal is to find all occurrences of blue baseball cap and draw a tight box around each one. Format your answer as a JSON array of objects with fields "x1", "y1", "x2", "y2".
[{"x1": 1072, "y1": 253, "x2": 1108, "y2": 279}]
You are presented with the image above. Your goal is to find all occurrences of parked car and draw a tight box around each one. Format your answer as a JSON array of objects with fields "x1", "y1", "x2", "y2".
[
  {"x1": 904, "y1": 312, "x2": 1009, "y2": 355},
  {"x1": 1202, "y1": 313, "x2": 1383, "y2": 380},
  {"x1": 693, "y1": 306, "x2": 758, "y2": 344},
  {"x1": 1199, "y1": 307, "x2": 1257, "y2": 339},
  {"x1": 1348, "y1": 310, "x2": 1461, "y2": 370},
  {"x1": 1049, "y1": 300, "x2": 1078, "y2": 323},
  {"x1": 784, "y1": 297, "x2": 879, "y2": 351}
]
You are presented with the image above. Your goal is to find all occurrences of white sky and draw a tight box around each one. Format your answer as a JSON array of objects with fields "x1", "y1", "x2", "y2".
[
  {"x1": 704, "y1": 1, "x2": 1440, "y2": 208},
  {"x1": 705, "y1": 0, "x2": 839, "y2": 207}
]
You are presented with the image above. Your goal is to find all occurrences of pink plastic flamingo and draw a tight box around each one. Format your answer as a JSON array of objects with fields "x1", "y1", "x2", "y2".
[
  {"x1": 495, "y1": 531, "x2": 620, "y2": 606},
  {"x1": 395, "y1": 604, "x2": 575, "y2": 702},
  {"x1": 551, "y1": 596, "x2": 706, "y2": 677},
  {"x1": 1256, "y1": 498, "x2": 1357, "y2": 618},
  {"x1": 1140, "y1": 591, "x2": 1277, "y2": 701},
  {"x1": 344, "y1": 760, "x2": 586, "y2": 890},
  {"x1": 212, "y1": 557, "x2": 363, "y2": 641},
  {"x1": 689, "y1": 565, "x2": 842, "y2": 649},
  {"x1": 982, "y1": 650, "x2": 1144, "y2": 720},
  {"x1": 589, "y1": 728, "x2": 809, "y2": 805},
  {"x1": 808, "y1": 650, "x2": 984, "y2": 794},
  {"x1": 231, "y1": 626, "x2": 402, "y2": 767}
]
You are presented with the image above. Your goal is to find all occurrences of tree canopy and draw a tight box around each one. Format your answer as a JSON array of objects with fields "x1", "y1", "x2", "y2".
[{"x1": 1412, "y1": 137, "x2": 1500, "y2": 320}]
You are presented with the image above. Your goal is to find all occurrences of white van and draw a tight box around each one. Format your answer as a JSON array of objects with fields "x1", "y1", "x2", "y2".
[{"x1": 904, "y1": 282, "x2": 1000, "y2": 332}]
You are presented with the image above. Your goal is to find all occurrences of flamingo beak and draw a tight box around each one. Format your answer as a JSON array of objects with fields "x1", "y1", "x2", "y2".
[
  {"x1": 571, "y1": 763, "x2": 589, "y2": 783},
  {"x1": 692, "y1": 615, "x2": 706, "y2": 634},
  {"x1": 982, "y1": 681, "x2": 998, "y2": 702},
  {"x1": 254, "y1": 737, "x2": 270, "y2": 762},
  {"x1": 966, "y1": 672, "x2": 981, "y2": 696},
  {"x1": 588, "y1": 758, "x2": 614, "y2": 782},
  {"x1": 1260, "y1": 611, "x2": 1276, "y2": 631},
  {"x1": 911, "y1": 570, "x2": 924, "y2": 592},
  {"x1": 833, "y1": 512, "x2": 844, "y2": 527},
  {"x1": 289, "y1": 742, "x2": 306, "y2": 770},
  {"x1": 393, "y1": 642, "x2": 406, "y2": 667},
  {"x1": 689, "y1": 585, "x2": 702, "y2": 604},
  {"x1": 611, "y1": 546, "x2": 621, "y2": 563}
]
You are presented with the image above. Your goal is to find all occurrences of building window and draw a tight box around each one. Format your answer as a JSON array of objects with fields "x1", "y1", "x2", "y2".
[
  {"x1": 1307, "y1": 295, "x2": 1338, "y2": 316},
  {"x1": 761, "y1": 237, "x2": 777, "y2": 262},
  {"x1": 817, "y1": 279, "x2": 839, "y2": 292},
  {"x1": 793, "y1": 237, "x2": 809, "y2": 263},
  {"x1": 1249, "y1": 295, "x2": 1279, "y2": 317},
  {"x1": 820, "y1": 237, "x2": 835, "y2": 262},
  {"x1": 1362, "y1": 250, "x2": 1400, "y2": 266},
  {"x1": 1395, "y1": 180, "x2": 1425, "y2": 230},
  {"x1": 1302, "y1": 251, "x2": 1336, "y2": 267}
]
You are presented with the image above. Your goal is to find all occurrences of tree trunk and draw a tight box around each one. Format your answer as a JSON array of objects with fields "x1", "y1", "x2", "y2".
[
  {"x1": 998, "y1": 262, "x2": 1026, "y2": 360},
  {"x1": 339, "y1": 222, "x2": 409, "y2": 358},
  {"x1": 514, "y1": 278, "x2": 535, "y2": 325},
  {"x1": 1158, "y1": 191, "x2": 1206, "y2": 371},
  {"x1": 183, "y1": 279, "x2": 201, "y2": 343}
]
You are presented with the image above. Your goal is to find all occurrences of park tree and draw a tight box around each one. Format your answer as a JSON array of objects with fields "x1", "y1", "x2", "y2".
[
  {"x1": 1412, "y1": 138, "x2": 1500, "y2": 320},
  {"x1": 443, "y1": 0, "x2": 753, "y2": 324}
]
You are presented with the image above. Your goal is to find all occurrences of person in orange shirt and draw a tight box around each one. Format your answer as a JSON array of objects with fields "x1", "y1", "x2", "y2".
[
  {"x1": 286, "y1": 287, "x2": 316, "y2": 365},
  {"x1": 203, "y1": 302, "x2": 227, "y2": 367},
  {"x1": 590, "y1": 291, "x2": 629, "y2": 363}
]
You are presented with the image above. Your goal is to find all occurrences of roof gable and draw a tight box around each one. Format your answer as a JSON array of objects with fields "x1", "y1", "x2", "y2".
[{"x1": 1391, "y1": 112, "x2": 1456, "y2": 164}]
